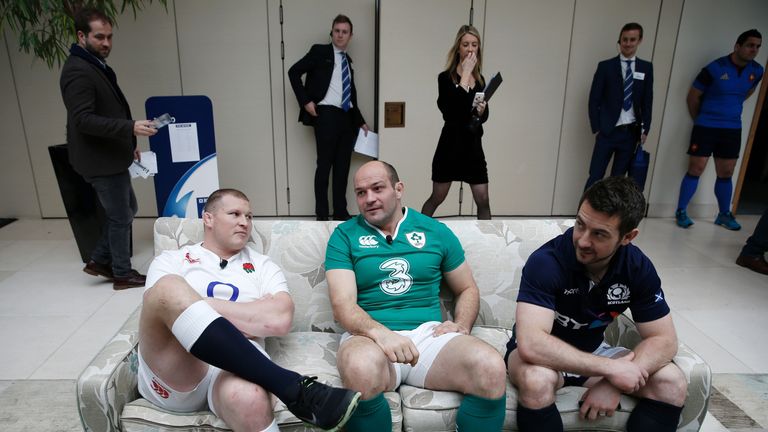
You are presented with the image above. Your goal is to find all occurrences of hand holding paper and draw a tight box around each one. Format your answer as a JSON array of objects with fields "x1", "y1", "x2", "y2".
[{"x1": 354, "y1": 129, "x2": 378, "y2": 159}]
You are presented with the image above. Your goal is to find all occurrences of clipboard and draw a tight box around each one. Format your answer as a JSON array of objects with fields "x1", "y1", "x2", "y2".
[{"x1": 482, "y1": 72, "x2": 503, "y2": 102}]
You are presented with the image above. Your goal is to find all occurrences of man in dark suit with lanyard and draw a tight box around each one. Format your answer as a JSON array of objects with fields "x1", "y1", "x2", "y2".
[
  {"x1": 289, "y1": 14, "x2": 369, "y2": 221},
  {"x1": 586, "y1": 22, "x2": 653, "y2": 191},
  {"x1": 60, "y1": 7, "x2": 157, "y2": 290}
]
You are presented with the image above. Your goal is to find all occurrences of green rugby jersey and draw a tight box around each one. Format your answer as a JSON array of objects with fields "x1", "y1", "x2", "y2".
[{"x1": 326, "y1": 207, "x2": 465, "y2": 330}]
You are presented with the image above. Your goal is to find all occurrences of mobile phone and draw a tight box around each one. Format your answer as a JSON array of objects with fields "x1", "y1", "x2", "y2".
[
  {"x1": 472, "y1": 92, "x2": 485, "y2": 108},
  {"x1": 153, "y1": 113, "x2": 175, "y2": 129}
]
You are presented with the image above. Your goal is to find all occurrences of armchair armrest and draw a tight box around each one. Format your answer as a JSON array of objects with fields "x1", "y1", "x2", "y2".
[
  {"x1": 605, "y1": 314, "x2": 711, "y2": 431},
  {"x1": 77, "y1": 305, "x2": 142, "y2": 432}
]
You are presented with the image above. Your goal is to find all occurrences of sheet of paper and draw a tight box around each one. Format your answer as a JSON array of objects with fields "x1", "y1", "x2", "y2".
[
  {"x1": 354, "y1": 129, "x2": 378, "y2": 159},
  {"x1": 140, "y1": 151, "x2": 158, "y2": 175},
  {"x1": 129, "y1": 160, "x2": 151, "y2": 179},
  {"x1": 168, "y1": 122, "x2": 200, "y2": 163}
]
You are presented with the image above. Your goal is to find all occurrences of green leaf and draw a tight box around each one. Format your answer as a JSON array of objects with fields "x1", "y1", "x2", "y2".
[{"x1": 0, "y1": 0, "x2": 166, "y2": 68}]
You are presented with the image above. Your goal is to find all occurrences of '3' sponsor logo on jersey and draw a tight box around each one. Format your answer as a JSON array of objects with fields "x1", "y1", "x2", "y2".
[{"x1": 379, "y1": 258, "x2": 413, "y2": 296}]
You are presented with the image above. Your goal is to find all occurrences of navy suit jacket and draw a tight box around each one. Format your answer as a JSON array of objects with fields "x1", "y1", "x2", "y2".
[
  {"x1": 287, "y1": 43, "x2": 365, "y2": 127},
  {"x1": 588, "y1": 56, "x2": 653, "y2": 136}
]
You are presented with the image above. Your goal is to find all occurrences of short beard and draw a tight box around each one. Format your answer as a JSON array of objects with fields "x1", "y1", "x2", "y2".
[{"x1": 84, "y1": 41, "x2": 107, "y2": 60}]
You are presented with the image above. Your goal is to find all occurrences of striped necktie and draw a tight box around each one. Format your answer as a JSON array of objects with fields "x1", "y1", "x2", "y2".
[
  {"x1": 341, "y1": 52, "x2": 351, "y2": 112},
  {"x1": 623, "y1": 60, "x2": 633, "y2": 111}
]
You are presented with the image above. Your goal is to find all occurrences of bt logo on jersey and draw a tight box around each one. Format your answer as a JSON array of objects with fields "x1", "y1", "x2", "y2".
[{"x1": 554, "y1": 311, "x2": 589, "y2": 330}]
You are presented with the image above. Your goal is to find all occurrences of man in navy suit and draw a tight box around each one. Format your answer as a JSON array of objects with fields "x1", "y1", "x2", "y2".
[
  {"x1": 288, "y1": 14, "x2": 369, "y2": 221},
  {"x1": 586, "y1": 23, "x2": 653, "y2": 190}
]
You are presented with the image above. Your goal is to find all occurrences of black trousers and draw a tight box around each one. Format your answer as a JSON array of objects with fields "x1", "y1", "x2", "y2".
[
  {"x1": 313, "y1": 105, "x2": 356, "y2": 218},
  {"x1": 585, "y1": 124, "x2": 638, "y2": 190}
]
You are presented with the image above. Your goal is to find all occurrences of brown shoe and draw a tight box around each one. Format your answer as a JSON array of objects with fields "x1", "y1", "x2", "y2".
[
  {"x1": 83, "y1": 260, "x2": 113, "y2": 279},
  {"x1": 113, "y1": 271, "x2": 147, "y2": 290},
  {"x1": 736, "y1": 255, "x2": 768, "y2": 275}
]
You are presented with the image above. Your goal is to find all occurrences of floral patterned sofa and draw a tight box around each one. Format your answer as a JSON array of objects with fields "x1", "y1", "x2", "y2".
[{"x1": 77, "y1": 218, "x2": 710, "y2": 431}]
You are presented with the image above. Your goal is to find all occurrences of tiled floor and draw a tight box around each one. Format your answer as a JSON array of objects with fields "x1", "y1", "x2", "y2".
[{"x1": 0, "y1": 215, "x2": 766, "y2": 431}]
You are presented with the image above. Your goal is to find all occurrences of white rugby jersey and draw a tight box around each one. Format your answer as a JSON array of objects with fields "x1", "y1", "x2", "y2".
[{"x1": 146, "y1": 242, "x2": 288, "y2": 304}]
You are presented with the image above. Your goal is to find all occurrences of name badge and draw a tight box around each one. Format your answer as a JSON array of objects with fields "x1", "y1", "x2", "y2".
[{"x1": 633, "y1": 71, "x2": 645, "y2": 80}]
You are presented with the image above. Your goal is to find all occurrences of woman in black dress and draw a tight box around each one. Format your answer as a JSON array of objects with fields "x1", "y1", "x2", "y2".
[{"x1": 421, "y1": 25, "x2": 490, "y2": 219}]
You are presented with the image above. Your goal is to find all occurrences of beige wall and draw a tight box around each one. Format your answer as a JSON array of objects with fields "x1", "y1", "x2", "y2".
[
  {"x1": 482, "y1": 0, "x2": 573, "y2": 215},
  {"x1": 378, "y1": 0, "x2": 476, "y2": 215},
  {"x1": 1, "y1": 0, "x2": 767, "y2": 219},
  {"x1": 175, "y1": 0, "x2": 277, "y2": 215},
  {"x1": 0, "y1": 35, "x2": 39, "y2": 217}
]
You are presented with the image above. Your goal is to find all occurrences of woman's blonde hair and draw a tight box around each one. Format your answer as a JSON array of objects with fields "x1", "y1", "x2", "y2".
[{"x1": 444, "y1": 25, "x2": 484, "y2": 87}]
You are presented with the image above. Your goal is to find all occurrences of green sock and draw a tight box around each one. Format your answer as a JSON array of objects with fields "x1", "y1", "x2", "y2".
[
  {"x1": 344, "y1": 392, "x2": 392, "y2": 432},
  {"x1": 456, "y1": 393, "x2": 506, "y2": 431}
]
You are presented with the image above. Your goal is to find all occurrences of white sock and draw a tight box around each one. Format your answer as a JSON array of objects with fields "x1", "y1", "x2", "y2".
[
  {"x1": 171, "y1": 300, "x2": 220, "y2": 351},
  {"x1": 260, "y1": 419, "x2": 279, "y2": 432}
]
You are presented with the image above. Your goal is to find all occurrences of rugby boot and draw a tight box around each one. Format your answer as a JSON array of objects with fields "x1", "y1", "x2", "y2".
[
  {"x1": 714, "y1": 211, "x2": 741, "y2": 231},
  {"x1": 286, "y1": 376, "x2": 361, "y2": 431},
  {"x1": 675, "y1": 209, "x2": 694, "y2": 228}
]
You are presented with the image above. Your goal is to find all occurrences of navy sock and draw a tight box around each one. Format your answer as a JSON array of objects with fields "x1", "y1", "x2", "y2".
[
  {"x1": 714, "y1": 177, "x2": 733, "y2": 214},
  {"x1": 516, "y1": 402, "x2": 562, "y2": 432},
  {"x1": 626, "y1": 398, "x2": 683, "y2": 432},
  {"x1": 677, "y1": 174, "x2": 699, "y2": 211},
  {"x1": 189, "y1": 317, "x2": 302, "y2": 403}
]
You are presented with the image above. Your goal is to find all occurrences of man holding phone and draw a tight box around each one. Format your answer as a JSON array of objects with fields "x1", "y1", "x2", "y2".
[
  {"x1": 60, "y1": 7, "x2": 157, "y2": 290},
  {"x1": 585, "y1": 22, "x2": 654, "y2": 190}
]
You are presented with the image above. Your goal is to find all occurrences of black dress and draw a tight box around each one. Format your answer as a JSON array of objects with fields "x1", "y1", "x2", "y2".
[{"x1": 431, "y1": 70, "x2": 489, "y2": 184}]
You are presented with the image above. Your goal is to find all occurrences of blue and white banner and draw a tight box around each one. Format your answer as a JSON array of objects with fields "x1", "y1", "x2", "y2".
[{"x1": 146, "y1": 96, "x2": 218, "y2": 218}]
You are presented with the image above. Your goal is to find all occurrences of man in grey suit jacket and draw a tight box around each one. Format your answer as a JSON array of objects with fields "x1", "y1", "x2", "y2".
[
  {"x1": 288, "y1": 14, "x2": 369, "y2": 221},
  {"x1": 586, "y1": 23, "x2": 654, "y2": 191},
  {"x1": 60, "y1": 7, "x2": 157, "y2": 290}
]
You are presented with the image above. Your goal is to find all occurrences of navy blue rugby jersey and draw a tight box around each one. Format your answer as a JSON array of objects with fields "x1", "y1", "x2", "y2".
[
  {"x1": 513, "y1": 227, "x2": 670, "y2": 353},
  {"x1": 693, "y1": 55, "x2": 763, "y2": 129}
]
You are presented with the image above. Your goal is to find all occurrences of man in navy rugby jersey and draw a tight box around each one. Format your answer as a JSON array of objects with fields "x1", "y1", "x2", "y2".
[{"x1": 506, "y1": 177, "x2": 686, "y2": 432}]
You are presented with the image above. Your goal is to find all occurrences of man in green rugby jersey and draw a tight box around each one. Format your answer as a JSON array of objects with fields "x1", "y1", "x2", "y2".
[{"x1": 325, "y1": 161, "x2": 507, "y2": 432}]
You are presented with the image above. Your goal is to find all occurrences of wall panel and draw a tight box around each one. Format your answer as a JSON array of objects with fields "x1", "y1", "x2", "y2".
[
  {"x1": 482, "y1": 0, "x2": 573, "y2": 215},
  {"x1": 0, "y1": 35, "x2": 39, "y2": 217},
  {"x1": 175, "y1": 0, "x2": 277, "y2": 215},
  {"x1": 552, "y1": 0, "x2": 661, "y2": 215}
]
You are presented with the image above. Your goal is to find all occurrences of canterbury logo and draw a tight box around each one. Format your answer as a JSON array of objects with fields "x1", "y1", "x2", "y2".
[
  {"x1": 358, "y1": 235, "x2": 379, "y2": 247},
  {"x1": 151, "y1": 378, "x2": 170, "y2": 399}
]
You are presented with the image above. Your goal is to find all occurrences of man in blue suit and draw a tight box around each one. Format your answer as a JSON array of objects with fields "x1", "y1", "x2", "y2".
[
  {"x1": 288, "y1": 14, "x2": 369, "y2": 221},
  {"x1": 586, "y1": 23, "x2": 653, "y2": 190}
]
